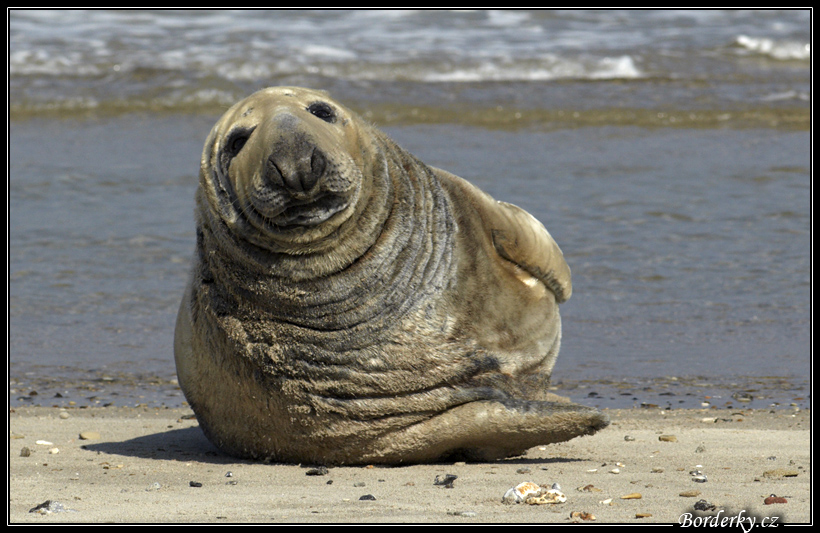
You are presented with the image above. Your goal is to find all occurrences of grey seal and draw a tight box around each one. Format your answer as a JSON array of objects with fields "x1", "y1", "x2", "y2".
[{"x1": 174, "y1": 86, "x2": 608, "y2": 464}]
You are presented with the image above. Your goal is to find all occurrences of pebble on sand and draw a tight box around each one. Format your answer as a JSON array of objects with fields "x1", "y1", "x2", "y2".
[
  {"x1": 762, "y1": 469, "x2": 799, "y2": 478},
  {"x1": 306, "y1": 466, "x2": 328, "y2": 476},
  {"x1": 79, "y1": 431, "x2": 101, "y2": 440},
  {"x1": 29, "y1": 500, "x2": 71, "y2": 514}
]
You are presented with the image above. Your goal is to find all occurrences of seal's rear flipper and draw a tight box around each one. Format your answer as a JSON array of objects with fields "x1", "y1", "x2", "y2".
[{"x1": 363, "y1": 399, "x2": 609, "y2": 464}]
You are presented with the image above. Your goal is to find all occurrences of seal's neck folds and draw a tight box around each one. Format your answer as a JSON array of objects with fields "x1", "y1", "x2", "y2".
[{"x1": 195, "y1": 134, "x2": 456, "y2": 335}]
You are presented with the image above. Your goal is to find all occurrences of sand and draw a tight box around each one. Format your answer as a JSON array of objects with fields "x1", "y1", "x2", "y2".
[{"x1": 9, "y1": 405, "x2": 810, "y2": 524}]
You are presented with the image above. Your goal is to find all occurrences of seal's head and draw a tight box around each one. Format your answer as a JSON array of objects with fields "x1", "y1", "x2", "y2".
[{"x1": 200, "y1": 87, "x2": 371, "y2": 251}]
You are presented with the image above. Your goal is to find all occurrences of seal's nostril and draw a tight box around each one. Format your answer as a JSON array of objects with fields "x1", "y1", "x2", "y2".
[
  {"x1": 304, "y1": 148, "x2": 325, "y2": 191},
  {"x1": 265, "y1": 156, "x2": 286, "y2": 189}
]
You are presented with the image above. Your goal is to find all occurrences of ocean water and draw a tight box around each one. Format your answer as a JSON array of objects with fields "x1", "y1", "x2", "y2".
[{"x1": 9, "y1": 10, "x2": 811, "y2": 410}]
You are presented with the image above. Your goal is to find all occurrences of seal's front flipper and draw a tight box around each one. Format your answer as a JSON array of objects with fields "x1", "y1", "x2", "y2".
[
  {"x1": 364, "y1": 399, "x2": 609, "y2": 464},
  {"x1": 432, "y1": 167, "x2": 572, "y2": 303},
  {"x1": 489, "y1": 201, "x2": 572, "y2": 303}
]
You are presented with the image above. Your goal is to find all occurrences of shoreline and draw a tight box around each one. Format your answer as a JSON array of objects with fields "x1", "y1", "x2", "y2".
[
  {"x1": 9, "y1": 405, "x2": 810, "y2": 523},
  {"x1": 10, "y1": 366, "x2": 812, "y2": 412}
]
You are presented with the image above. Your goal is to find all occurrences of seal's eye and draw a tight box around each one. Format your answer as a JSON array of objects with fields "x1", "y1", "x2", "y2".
[
  {"x1": 224, "y1": 128, "x2": 254, "y2": 158},
  {"x1": 307, "y1": 102, "x2": 336, "y2": 123}
]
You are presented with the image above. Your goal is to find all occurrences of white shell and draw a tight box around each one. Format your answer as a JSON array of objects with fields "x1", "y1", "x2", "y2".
[{"x1": 503, "y1": 482, "x2": 567, "y2": 504}]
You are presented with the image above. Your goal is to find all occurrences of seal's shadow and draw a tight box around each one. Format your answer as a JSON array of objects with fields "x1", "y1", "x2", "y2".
[
  {"x1": 81, "y1": 427, "x2": 248, "y2": 466},
  {"x1": 81, "y1": 426, "x2": 591, "y2": 467}
]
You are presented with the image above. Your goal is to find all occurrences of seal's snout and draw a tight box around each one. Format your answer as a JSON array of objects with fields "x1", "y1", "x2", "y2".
[
  {"x1": 262, "y1": 110, "x2": 329, "y2": 195},
  {"x1": 266, "y1": 146, "x2": 326, "y2": 194}
]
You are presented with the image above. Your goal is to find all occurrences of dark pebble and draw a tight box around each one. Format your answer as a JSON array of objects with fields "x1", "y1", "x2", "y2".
[
  {"x1": 189, "y1": 481, "x2": 203, "y2": 487},
  {"x1": 359, "y1": 494, "x2": 376, "y2": 501},
  {"x1": 306, "y1": 466, "x2": 329, "y2": 476},
  {"x1": 693, "y1": 499, "x2": 716, "y2": 511},
  {"x1": 434, "y1": 474, "x2": 458, "y2": 488},
  {"x1": 29, "y1": 500, "x2": 53, "y2": 513}
]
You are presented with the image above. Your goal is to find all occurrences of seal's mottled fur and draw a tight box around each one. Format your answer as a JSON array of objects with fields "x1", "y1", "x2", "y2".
[{"x1": 175, "y1": 87, "x2": 608, "y2": 464}]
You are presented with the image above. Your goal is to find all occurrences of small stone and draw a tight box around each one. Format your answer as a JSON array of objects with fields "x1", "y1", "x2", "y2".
[
  {"x1": 658, "y1": 435, "x2": 677, "y2": 442},
  {"x1": 762, "y1": 469, "x2": 799, "y2": 478},
  {"x1": 570, "y1": 511, "x2": 596, "y2": 521},
  {"x1": 680, "y1": 490, "x2": 701, "y2": 497},
  {"x1": 79, "y1": 431, "x2": 100, "y2": 440},
  {"x1": 516, "y1": 468, "x2": 531, "y2": 474},
  {"x1": 694, "y1": 499, "x2": 716, "y2": 511},
  {"x1": 225, "y1": 471, "x2": 233, "y2": 477},
  {"x1": 650, "y1": 467, "x2": 664, "y2": 473},
  {"x1": 621, "y1": 493, "x2": 642, "y2": 500},
  {"x1": 577, "y1": 484, "x2": 601, "y2": 492},
  {"x1": 35, "y1": 440, "x2": 53, "y2": 446},
  {"x1": 59, "y1": 412, "x2": 70, "y2": 419},
  {"x1": 189, "y1": 481, "x2": 202, "y2": 487},
  {"x1": 624, "y1": 435, "x2": 635, "y2": 441},
  {"x1": 694, "y1": 445, "x2": 706, "y2": 453},
  {"x1": 609, "y1": 468, "x2": 620, "y2": 474},
  {"x1": 764, "y1": 494, "x2": 787, "y2": 505},
  {"x1": 732, "y1": 392, "x2": 753, "y2": 402},
  {"x1": 636, "y1": 512, "x2": 652, "y2": 518},
  {"x1": 49, "y1": 448, "x2": 60, "y2": 454},
  {"x1": 29, "y1": 500, "x2": 69, "y2": 514},
  {"x1": 306, "y1": 466, "x2": 329, "y2": 476},
  {"x1": 434, "y1": 474, "x2": 458, "y2": 488},
  {"x1": 20, "y1": 447, "x2": 31, "y2": 457},
  {"x1": 353, "y1": 481, "x2": 366, "y2": 487},
  {"x1": 146, "y1": 482, "x2": 161, "y2": 491},
  {"x1": 359, "y1": 494, "x2": 376, "y2": 501}
]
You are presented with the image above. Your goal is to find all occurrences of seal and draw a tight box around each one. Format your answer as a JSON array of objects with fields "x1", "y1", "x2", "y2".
[{"x1": 174, "y1": 86, "x2": 608, "y2": 464}]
